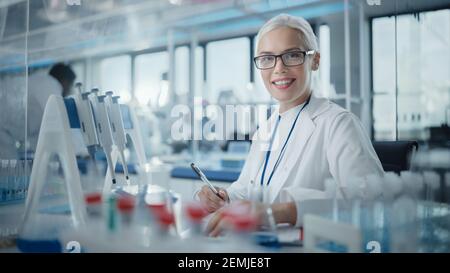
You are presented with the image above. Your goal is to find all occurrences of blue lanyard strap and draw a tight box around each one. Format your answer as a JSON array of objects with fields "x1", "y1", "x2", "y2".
[
  {"x1": 260, "y1": 96, "x2": 311, "y2": 186},
  {"x1": 260, "y1": 115, "x2": 281, "y2": 186}
]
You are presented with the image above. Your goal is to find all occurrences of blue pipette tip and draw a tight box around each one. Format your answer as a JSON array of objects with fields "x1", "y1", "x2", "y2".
[{"x1": 112, "y1": 178, "x2": 116, "y2": 184}]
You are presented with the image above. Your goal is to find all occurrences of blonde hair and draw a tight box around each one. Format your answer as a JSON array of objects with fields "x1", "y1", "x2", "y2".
[{"x1": 255, "y1": 14, "x2": 319, "y2": 53}]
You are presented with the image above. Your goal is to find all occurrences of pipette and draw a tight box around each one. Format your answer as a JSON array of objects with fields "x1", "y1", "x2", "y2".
[
  {"x1": 90, "y1": 89, "x2": 117, "y2": 184},
  {"x1": 73, "y1": 82, "x2": 100, "y2": 159},
  {"x1": 105, "y1": 91, "x2": 130, "y2": 182}
]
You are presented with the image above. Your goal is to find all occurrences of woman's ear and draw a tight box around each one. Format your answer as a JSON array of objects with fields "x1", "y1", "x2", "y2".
[{"x1": 311, "y1": 52, "x2": 320, "y2": 71}]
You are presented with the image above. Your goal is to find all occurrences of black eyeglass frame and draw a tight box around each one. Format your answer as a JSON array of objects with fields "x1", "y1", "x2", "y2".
[{"x1": 253, "y1": 50, "x2": 315, "y2": 70}]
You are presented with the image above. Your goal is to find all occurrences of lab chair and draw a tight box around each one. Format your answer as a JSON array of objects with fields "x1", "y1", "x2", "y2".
[{"x1": 372, "y1": 141, "x2": 419, "y2": 173}]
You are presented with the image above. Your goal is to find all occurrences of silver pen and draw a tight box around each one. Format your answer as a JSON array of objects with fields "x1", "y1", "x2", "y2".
[{"x1": 190, "y1": 163, "x2": 225, "y2": 201}]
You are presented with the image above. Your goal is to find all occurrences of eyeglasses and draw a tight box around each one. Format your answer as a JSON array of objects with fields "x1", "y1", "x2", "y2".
[{"x1": 253, "y1": 50, "x2": 315, "y2": 70}]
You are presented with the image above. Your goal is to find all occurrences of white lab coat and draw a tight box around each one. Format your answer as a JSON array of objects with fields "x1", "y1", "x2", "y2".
[
  {"x1": 0, "y1": 70, "x2": 63, "y2": 158},
  {"x1": 27, "y1": 70, "x2": 63, "y2": 151},
  {"x1": 27, "y1": 71, "x2": 88, "y2": 157},
  {"x1": 227, "y1": 94, "x2": 384, "y2": 226}
]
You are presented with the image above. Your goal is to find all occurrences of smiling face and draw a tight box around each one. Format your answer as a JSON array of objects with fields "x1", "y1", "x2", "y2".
[{"x1": 257, "y1": 26, "x2": 319, "y2": 112}]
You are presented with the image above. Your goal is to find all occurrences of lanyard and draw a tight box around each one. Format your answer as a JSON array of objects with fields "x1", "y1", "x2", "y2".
[{"x1": 260, "y1": 97, "x2": 311, "y2": 186}]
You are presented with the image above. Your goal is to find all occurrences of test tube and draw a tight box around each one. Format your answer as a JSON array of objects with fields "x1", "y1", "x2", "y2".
[
  {"x1": 7, "y1": 160, "x2": 16, "y2": 201},
  {"x1": 0, "y1": 160, "x2": 6, "y2": 202},
  {"x1": 117, "y1": 195, "x2": 135, "y2": 228},
  {"x1": 85, "y1": 192, "x2": 103, "y2": 218},
  {"x1": 153, "y1": 206, "x2": 175, "y2": 236},
  {"x1": 25, "y1": 159, "x2": 33, "y2": 197},
  {"x1": 13, "y1": 160, "x2": 20, "y2": 201},
  {"x1": 2, "y1": 160, "x2": 8, "y2": 201},
  {"x1": 15, "y1": 160, "x2": 23, "y2": 200},
  {"x1": 19, "y1": 160, "x2": 26, "y2": 200},
  {"x1": 185, "y1": 202, "x2": 208, "y2": 236},
  {"x1": 107, "y1": 195, "x2": 118, "y2": 233}
]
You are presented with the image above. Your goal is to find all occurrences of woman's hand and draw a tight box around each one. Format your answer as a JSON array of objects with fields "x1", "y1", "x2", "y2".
[
  {"x1": 206, "y1": 201, "x2": 297, "y2": 237},
  {"x1": 198, "y1": 186, "x2": 229, "y2": 213},
  {"x1": 206, "y1": 201, "x2": 267, "y2": 237},
  {"x1": 205, "y1": 206, "x2": 229, "y2": 237}
]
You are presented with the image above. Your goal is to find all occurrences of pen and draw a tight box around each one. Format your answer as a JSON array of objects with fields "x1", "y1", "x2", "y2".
[{"x1": 190, "y1": 163, "x2": 225, "y2": 201}]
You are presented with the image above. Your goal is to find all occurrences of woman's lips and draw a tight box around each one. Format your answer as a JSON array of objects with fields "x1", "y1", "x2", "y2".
[{"x1": 271, "y1": 78, "x2": 295, "y2": 90}]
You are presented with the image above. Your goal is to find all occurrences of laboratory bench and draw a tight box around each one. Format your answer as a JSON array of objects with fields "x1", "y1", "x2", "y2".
[
  {"x1": 0, "y1": 194, "x2": 304, "y2": 253},
  {"x1": 171, "y1": 166, "x2": 239, "y2": 182}
]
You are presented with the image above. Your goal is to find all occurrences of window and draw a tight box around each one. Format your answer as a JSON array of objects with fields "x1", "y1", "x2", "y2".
[
  {"x1": 318, "y1": 24, "x2": 332, "y2": 98},
  {"x1": 206, "y1": 37, "x2": 252, "y2": 104},
  {"x1": 71, "y1": 61, "x2": 85, "y2": 86},
  {"x1": 174, "y1": 46, "x2": 204, "y2": 105},
  {"x1": 372, "y1": 9, "x2": 450, "y2": 141},
  {"x1": 372, "y1": 17, "x2": 397, "y2": 140},
  {"x1": 195, "y1": 46, "x2": 204, "y2": 98},
  {"x1": 253, "y1": 36, "x2": 273, "y2": 104},
  {"x1": 134, "y1": 51, "x2": 168, "y2": 107},
  {"x1": 99, "y1": 55, "x2": 131, "y2": 103},
  {"x1": 175, "y1": 46, "x2": 189, "y2": 96}
]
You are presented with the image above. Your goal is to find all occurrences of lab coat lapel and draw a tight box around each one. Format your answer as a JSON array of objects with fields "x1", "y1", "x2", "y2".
[
  {"x1": 248, "y1": 113, "x2": 279, "y2": 184},
  {"x1": 268, "y1": 99, "x2": 317, "y2": 203}
]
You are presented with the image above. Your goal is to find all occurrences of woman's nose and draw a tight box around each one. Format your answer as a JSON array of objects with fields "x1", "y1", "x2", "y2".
[{"x1": 273, "y1": 56, "x2": 287, "y2": 73}]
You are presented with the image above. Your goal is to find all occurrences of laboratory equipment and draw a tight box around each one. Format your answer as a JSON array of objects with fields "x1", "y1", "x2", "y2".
[
  {"x1": 303, "y1": 173, "x2": 446, "y2": 252},
  {"x1": 105, "y1": 91, "x2": 130, "y2": 182},
  {"x1": 80, "y1": 158, "x2": 104, "y2": 194},
  {"x1": 85, "y1": 192, "x2": 102, "y2": 218},
  {"x1": 102, "y1": 103, "x2": 149, "y2": 196},
  {"x1": 89, "y1": 89, "x2": 117, "y2": 185},
  {"x1": 117, "y1": 195, "x2": 135, "y2": 227},
  {"x1": 72, "y1": 83, "x2": 100, "y2": 159},
  {"x1": 411, "y1": 146, "x2": 450, "y2": 203},
  {"x1": 18, "y1": 94, "x2": 87, "y2": 252},
  {"x1": 184, "y1": 201, "x2": 208, "y2": 236},
  {"x1": 0, "y1": 159, "x2": 32, "y2": 204},
  {"x1": 14, "y1": 85, "x2": 165, "y2": 252},
  {"x1": 119, "y1": 104, "x2": 148, "y2": 169},
  {"x1": 104, "y1": 195, "x2": 119, "y2": 236},
  {"x1": 73, "y1": 85, "x2": 146, "y2": 195},
  {"x1": 304, "y1": 214, "x2": 362, "y2": 253}
]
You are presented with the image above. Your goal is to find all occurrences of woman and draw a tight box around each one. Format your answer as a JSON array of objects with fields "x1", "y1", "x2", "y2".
[{"x1": 199, "y1": 14, "x2": 384, "y2": 236}]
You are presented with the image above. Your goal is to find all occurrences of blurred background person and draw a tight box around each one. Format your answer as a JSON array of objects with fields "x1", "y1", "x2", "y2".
[{"x1": 27, "y1": 63, "x2": 76, "y2": 154}]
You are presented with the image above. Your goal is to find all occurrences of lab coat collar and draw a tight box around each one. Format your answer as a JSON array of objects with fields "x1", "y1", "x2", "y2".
[
  {"x1": 305, "y1": 93, "x2": 331, "y2": 119},
  {"x1": 273, "y1": 93, "x2": 330, "y2": 120},
  {"x1": 277, "y1": 101, "x2": 306, "y2": 119}
]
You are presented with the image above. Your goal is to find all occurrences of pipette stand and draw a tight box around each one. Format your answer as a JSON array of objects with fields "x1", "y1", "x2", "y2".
[{"x1": 20, "y1": 95, "x2": 87, "y2": 234}]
